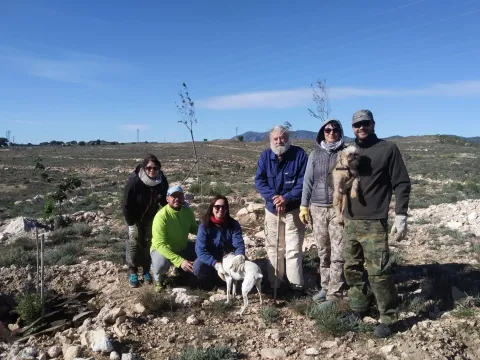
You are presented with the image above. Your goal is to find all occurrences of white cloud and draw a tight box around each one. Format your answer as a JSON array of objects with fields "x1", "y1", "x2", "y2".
[
  {"x1": 197, "y1": 80, "x2": 480, "y2": 109},
  {"x1": 121, "y1": 124, "x2": 149, "y2": 130},
  {"x1": 0, "y1": 48, "x2": 132, "y2": 86}
]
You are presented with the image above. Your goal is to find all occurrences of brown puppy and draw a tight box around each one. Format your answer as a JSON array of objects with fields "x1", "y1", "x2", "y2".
[{"x1": 331, "y1": 146, "x2": 360, "y2": 225}]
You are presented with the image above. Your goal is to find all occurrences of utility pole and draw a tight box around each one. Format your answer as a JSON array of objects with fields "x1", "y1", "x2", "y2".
[
  {"x1": 236, "y1": 127, "x2": 238, "y2": 137},
  {"x1": 6, "y1": 130, "x2": 11, "y2": 142},
  {"x1": 12, "y1": 136, "x2": 14, "y2": 144},
  {"x1": 137, "y1": 129, "x2": 139, "y2": 143}
]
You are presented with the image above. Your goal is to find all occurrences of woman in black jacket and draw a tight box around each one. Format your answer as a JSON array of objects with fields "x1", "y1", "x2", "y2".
[{"x1": 123, "y1": 154, "x2": 168, "y2": 288}]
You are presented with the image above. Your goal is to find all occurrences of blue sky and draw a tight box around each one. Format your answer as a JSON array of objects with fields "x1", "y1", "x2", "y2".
[{"x1": 1, "y1": 0, "x2": 479, "y2": 144}]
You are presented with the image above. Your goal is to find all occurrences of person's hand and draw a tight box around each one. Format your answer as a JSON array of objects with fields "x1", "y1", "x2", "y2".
[
  {"x1": 127, "y1": 225, "x2": 135, "y2": 239},
  {"x1": 272, "y1": 195, "x2": 286, "y2": 207},
  {"x1": 231, "y1": 254, "x2": 245, "y2": 271},
  {"x1": 180, "y1": 260, "x2": 194, "y2": 273},
  {"x1": 390, "y1": 215, "x2": 407, "y2": 242},
  {"x1": 214, "y1": 262, "x2": 226, "y2": 281},
  {"x1": 276, "y1": 204, "x2": 285, "y2": 214},
  {"x1": 299, "y1": 206, "x2": 310, "y2": 225}
]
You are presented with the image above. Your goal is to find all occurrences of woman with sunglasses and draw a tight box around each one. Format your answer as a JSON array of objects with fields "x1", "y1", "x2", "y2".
[
  {"x1": 194, "y1": 195, "x2": 246, "y2": 289},
  {"x1": 123, "y1": 154, "x2": 169, "y2": 288},
  {"x1": 299, "y1": 119, "x2": 347, "y2": 304}
]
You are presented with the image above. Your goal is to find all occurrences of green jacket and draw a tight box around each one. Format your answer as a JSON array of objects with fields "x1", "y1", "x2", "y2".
[{"x1": 151, "y1": 205, "x2": 199, "y2": 267}]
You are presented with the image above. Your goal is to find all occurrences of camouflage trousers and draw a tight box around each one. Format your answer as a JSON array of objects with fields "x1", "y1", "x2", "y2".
[
  {"x1": 343, "y1": 218, "x2": 398, "y2": 324},
  {"x1": 310, "y1": 206, "x2": 345, "y2": 300},
  {"x1": 126, "y1": 221, "x2": 152, "y2": 274}
]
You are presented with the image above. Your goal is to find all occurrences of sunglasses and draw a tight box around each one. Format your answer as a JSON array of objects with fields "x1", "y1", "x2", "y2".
[
  {"x1": 213, "y1": 205, "x2": 226, "y2": 210},
  {"x1": 324, "y1": 128, "x2": 339, "y2": 134},
  {"x1": 353, "y1": 121, "x2": 372, "y2": 129},
  {"x1": 145, "y1": 166, "x2": 160, "y2": 171}
]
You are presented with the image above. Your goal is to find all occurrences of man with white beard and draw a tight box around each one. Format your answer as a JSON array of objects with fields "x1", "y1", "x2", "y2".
[{"x1": 255, "y1": 125, "x2": 308, "y2": 296}]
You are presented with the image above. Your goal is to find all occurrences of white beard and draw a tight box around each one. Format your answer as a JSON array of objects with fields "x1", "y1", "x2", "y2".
[{"x1": 271, "y1": 141, "x2": 291, "y2": 156}]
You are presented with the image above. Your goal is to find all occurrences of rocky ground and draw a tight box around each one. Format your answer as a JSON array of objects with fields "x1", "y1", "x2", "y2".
[{"x1": 1, "y1": 195, "x2": 479, "y2": 360}]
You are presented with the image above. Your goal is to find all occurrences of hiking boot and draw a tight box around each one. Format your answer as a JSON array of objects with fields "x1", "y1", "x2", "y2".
[
  {"x1": 143, "y1": 272, "x2": 153, "y2": 284},
  {"x1": 129, "y1": 273, "x2": 140, "y2": 288},
  {"x1": 154, "y1": 281, "x2": 165, "y2": 293},
  {"x1": 312, "y1": 289, "x2": 327, "y2": 302},
  {"x1": 373, "y1": 323, "x2": 392, "y2": 338}
]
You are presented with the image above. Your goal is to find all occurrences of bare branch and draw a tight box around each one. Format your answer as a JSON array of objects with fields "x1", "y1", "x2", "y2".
[{"x1": 308, "y1": 79, "x2": 331, "y2": 122}]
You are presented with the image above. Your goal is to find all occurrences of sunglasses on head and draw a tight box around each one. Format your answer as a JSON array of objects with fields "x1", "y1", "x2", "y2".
[
  {"x1": 353, "y1": 121, "x2": 372, "y2": 128},
  {"x1": 213, "y1": 205, "x2": 226, "y2": 210},
  {"x1": 324, "y1": 128, "x2": 339, "y2": 134},
  {"x1": 145, "y1": 166, "x2": 160, "y2": 171}
]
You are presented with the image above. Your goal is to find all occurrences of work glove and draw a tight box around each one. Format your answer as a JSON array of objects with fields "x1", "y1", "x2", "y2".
[
  {"x1": 214, "y1": 262, "x2": 226, "y2": 281},
  {"x1": 231, "y1": 254, "x2": 245, "y2": 271},
  {"x1": 390, "y1": 215, "x2": 407, "y2": 242},
  {"x1": 299, "y1": 206, "x2": 310, "y2": 225},
  {"x1": 127, "y1": 225, "x2": 136, "y2": 240}
]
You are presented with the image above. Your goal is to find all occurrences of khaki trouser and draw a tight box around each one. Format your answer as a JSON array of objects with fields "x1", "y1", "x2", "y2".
[
  {"x1": 264, "y1": 208, "x2": 305, "y2": 288},
  {"x1": 310, "y1": 205, "x2": 345, "y2": 300}
]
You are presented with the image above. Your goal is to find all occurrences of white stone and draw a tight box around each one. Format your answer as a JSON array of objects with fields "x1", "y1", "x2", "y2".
[
  {"x1": 171, "y1": 288, "x2": 201, "y2": 306},
  {"x1": 254, "y1": 230, "x2": 265, "y2": 239},
  {"x1": 110, "y1": 351, "x2": 121, "y2": 360},
  {"x1": 381, "y1": 344, "x2": 396, "y2": 355},
  {"x1": 321, "y1": 340, "x2": 338, "y2": 349},
  {"x1": 159, "y1": 317, "x2": 170, "y2": 324},
  {"x1": 47, "y1": 345, "x2": 62, "y2": 358},
  {"x1": 247, "y1": 203, "x2": 265, "y2": 213},
  {"x1": 104, "y1": 307, "x2": 126, "y2": 324},
  {"x1": 63, "y1": 345, "x2": 82, "y2": 360},
  {"x1": 236, "y1": 208, "x2": 249, "y2": 216},
  {"x1": 134, "y1": 303, "x2": 146, "y2": 315},
  {"x1": 37, "y1": 352, "x2": 47, "y2": 360},
  {"x1": 209, "y1": 294, "x2": 227, "y2": 302},
  {"x1": 260, "y1": 347, "x2": 287, "y2": 359},
  {"x1": 19, "y1": 346, "x2": 37, "y2": 358},
  {"x1": 467, "y1": 212, "x2": 478, "y2": 223},
  {"x1": 445, "y1": 221, "x2": 463, "y2": 230},
  {"x1": 305, "y1": 347, "x2": 319, "y2": 355},
  {"x1": 122, "y1": 352, "x2": 140, "y2": 360},
  {"x1": 186, "y1": 314, "x2": 199, "y2": 325}
]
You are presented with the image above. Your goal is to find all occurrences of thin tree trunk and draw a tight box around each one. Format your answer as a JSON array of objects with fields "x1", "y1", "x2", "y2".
[{"x1": 189, "y1": 129, "x2": 201, "y2": 197}]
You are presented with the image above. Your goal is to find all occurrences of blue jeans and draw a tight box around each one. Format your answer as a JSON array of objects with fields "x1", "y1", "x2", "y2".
[{"x1": 150, "y1": 241, "x2": 215, "y2": 282}]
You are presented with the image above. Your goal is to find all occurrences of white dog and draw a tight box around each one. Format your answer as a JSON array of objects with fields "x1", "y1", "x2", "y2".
[{"x1": 221, "y1": 253, "x2": 263, "y2": 315}]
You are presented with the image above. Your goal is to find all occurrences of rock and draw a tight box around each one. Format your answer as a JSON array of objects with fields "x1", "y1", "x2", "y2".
[
  {"x1": 254, "y1": 230, "x2": 265, "y2": 239},
  {"x1": 159, "y1": 317, "x2": 170, "y2": 324},
  {"x1": 451, "y1": 286, "x2": 467, "y2": 301},
  {"x1": 305, "y1": 347, "x2": 319, "y2": 356},
  {"x1": 63, "y1": 345, "x2": 82, "y2": 360},
  {"x1": 467, "y1": 212, "x2": 477, "y2": 223},
  {"x1": 14, "y1": 200, "x2": 23, "y2": 205},
  {"x1": 445, "y1": 221, "x2": 463, "y2": 230},
  {"x1": 122, "y1": 352, "x2": 140, "y2": 360},
  {"x1": 236, "y1": 208, "x2": 249, "y2": 216},
  {"x1": 134, "y1": 303, "x2": 146, "y2": 315},
  {"x1": 321, "y1": 340, "x2": 338, "y2": 349},
  {"x1": 171, "y1": 288, "x2": 201, "y2": 306},
  {"x1": 260, "y1": 347, "x2": 287, "y2": 359},
  {"x1": 265, "y1": 328, "x2": 281, "y2": 341},
  {"x1": 110, "y1": 351, "x2": 121, "y2": 360},
  {"x1": 247, "y1": 203, "x2": 265, "y2": 213},
  {"x1": 381, "y1": 344, "x2": 396, "y2": 355},
  {"x1": 19, "y1": 347, "x2": 37, "y2": 359},
  {"x1": 81, "y1": 328, "x2": 113, "y2": 352},
  {"x1": 104, "y1": 307, "x2": 126, "y2": 324},
  {"x1": 209, "y1": 294, "x2": 227, "y2": 302},
  {"x1": 186, "y1": 314, "x2": 199, "y2": 325},
  {"x1": 115, "y1": 315, "x2": 127, "y2": 325},
  {"x1": 37, "y1": 351, "x2": 47, "y2": 360},
  {"x1": 363, "y1": 316, "x2": 378, "y2": 324},
  {"x1": 47, "y1": 345, "x2": 62, "y2": 358},
  {"x1": 8, "y1": 322, "x2": 20, "y2": 335}
]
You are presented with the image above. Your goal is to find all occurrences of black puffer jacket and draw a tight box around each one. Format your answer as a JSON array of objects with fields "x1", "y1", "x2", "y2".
[{"x1": 123, "y1": 165, "x2": 169, "y2": 226}]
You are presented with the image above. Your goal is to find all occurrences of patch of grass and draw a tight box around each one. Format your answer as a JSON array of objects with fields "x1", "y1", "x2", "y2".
[
  {"x1": 175, "y1": 346, "x2": 237, "y2": 360},
  {"x1": 452, "y1": 295, "x2": 480, "y2": 318},
  {"x1": 48, "y1": 227, "x2": 76, "y2": 245},
  {"x1": 15, "y1": 293, "x2": 43, "y2": 325},
  {"x1": 207, "y1": 300, "x2": 235, "y2": 317},
  {"x1": 390, "y1": 251, "x2": 405, "y2": 266},
  {"x1": 189, "y1": 182, "x2": 233, "y2": 196},
  {"x1": 0, "y1": 245, "x2": 36, "y2": 267},
  {"x1": 137, "y1": 288, "x2": 179, "y2": 315},
  {"x1": 400, "y1": 296, "x2": 428, "y2": 315},
  {"x1": 14, "y1": 236, "x2": 37, "y2": 251},
  {"x1": 44, "y1": 243, "x2": 83, "y2": 265},
  {"x1": 303, "y1": 247, "x2": 319, "y2": 271},
  {"x1": 72, "y1": 223, "x2": 92, "y2": 236},
  {"x1": 413, "y1": 218, "x2": 431, "y2": 225},
  {"x1": 308, "y1": 301, "x2": 374, "y2": 336},
  {"x1": 260, "y1": 305, "x2": 280, "y2": 325}
]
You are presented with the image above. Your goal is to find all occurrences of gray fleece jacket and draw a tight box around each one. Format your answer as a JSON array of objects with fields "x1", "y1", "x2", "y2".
[{"x1": 301, "y1": 119, "x2": 345, "y2": 207}]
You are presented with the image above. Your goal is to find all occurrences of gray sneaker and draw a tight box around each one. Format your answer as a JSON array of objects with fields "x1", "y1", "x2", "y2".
[{"x1": 312, "y1": 289, "x2": 327, "y2": 302}]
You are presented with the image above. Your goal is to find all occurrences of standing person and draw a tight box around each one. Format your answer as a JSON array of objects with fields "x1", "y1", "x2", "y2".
[
  {"x1": 195, "y1": 195, "x2": 246, "y2": 288},
  {"x1": 299, "y1": 119, "x2": 346, "y2": 304},
  {"x1": 150, "y1": 186, "x2": 199, "y2": 292},
  {"x1": 344, "y1": 109, "x2": 411, "y2": 338},
  {"x1": 123, "y1": 154, "x2": 168, "y2": 288},
  {"x1": 255, "y1": 125, "x2": 308, "y2": 295}
]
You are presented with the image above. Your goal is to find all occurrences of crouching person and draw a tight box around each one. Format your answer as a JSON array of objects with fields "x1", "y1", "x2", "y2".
[
  {"x1": 195, "y1": 195, "x2": 246, "y2": 289},
  {"x1": 151, "y1": 186, "x2": 199, "y2": 292}
]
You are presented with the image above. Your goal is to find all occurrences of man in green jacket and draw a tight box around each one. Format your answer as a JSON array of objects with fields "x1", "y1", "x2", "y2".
[
  {"x1": 344, "y1": 109, "x2": 411, "y2": 338},
  {"x1": 151, "y1": 185, "x2": 198, "y2": 291}
]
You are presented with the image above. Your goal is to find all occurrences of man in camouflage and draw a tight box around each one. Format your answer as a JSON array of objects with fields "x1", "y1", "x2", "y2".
[{"x1": 344, "y1": 109, "x2": 411, "y2": 338}]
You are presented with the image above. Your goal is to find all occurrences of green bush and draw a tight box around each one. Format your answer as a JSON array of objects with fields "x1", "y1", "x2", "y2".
[
  {"x1": 48, "y1": 227, "x2": 76, "y2": 245},
  {"x1": 260, "y1": 305, "x2": 280, "y2": 325},
  {"x1": 44, "y1": 243, "x2": 83, "y2": 265},
  {"x1": 137, "y1": 288, "x2": 179, "y2": 315},
  {"x1": 15, "y1": 293, "x2": 43, "y2": 325},
  {"x1": 72, "y1": 223, "x2": 92, "y2": 236},
  {"x1": 0, "y1": 245, "x2": 36, "y2": 267},
  {"x1": 175, "y1": 346, "x2": 237, "y2": 360},
  {"x1": 207, "y1": 301, "x2": 234, "y2": 317}
]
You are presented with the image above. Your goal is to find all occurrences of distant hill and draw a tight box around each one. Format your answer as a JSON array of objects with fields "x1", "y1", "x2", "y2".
[{"x1": 234, "y1": 130, "x2": 354, "y2": 143}]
